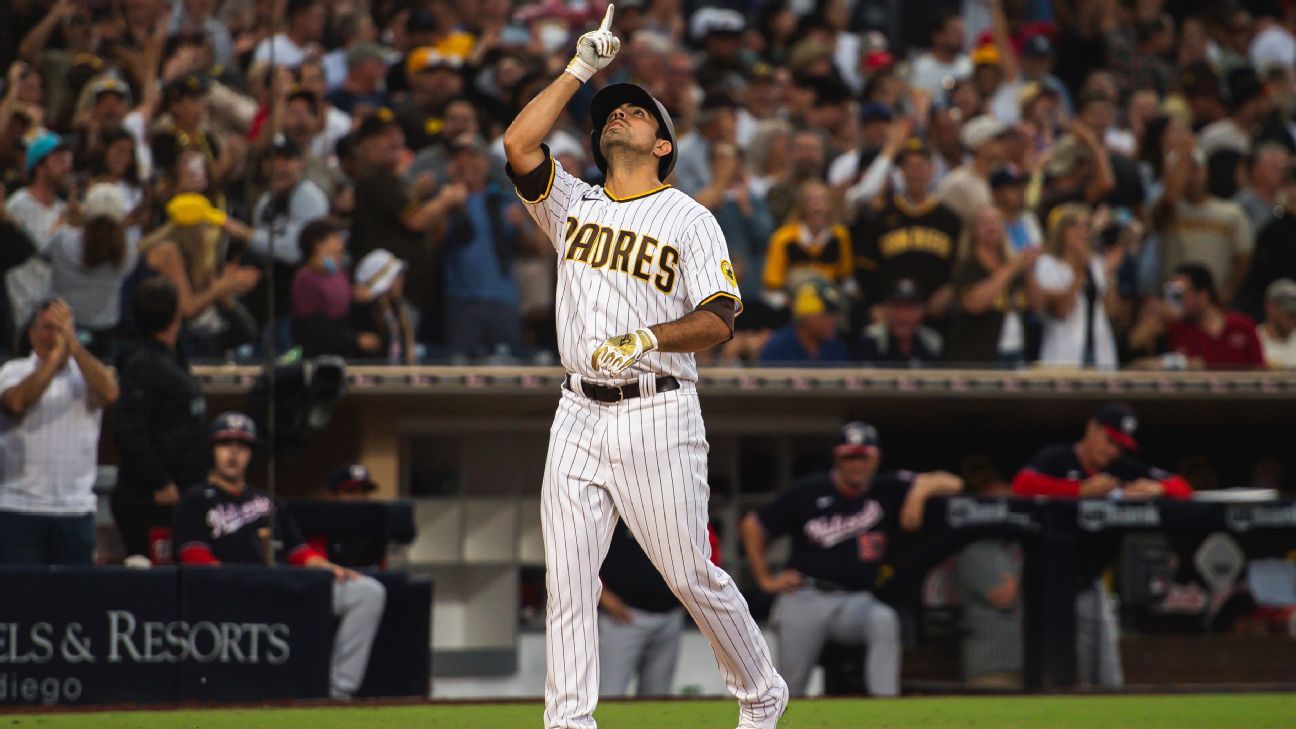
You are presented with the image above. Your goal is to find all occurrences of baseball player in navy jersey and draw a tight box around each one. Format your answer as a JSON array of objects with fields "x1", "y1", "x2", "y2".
[
  {"x1": 1012, "y1": 403, "x2": 1193, "y2": 688},
  {"x1": 501, "y1": 6, "x2": 788, "y2": 728},
  {"x1": 740, "y1": 422, "x2": 963, "y2": 696},
  {"x1": 172, "y1": 412, "x2": 387, "y2": 700}
]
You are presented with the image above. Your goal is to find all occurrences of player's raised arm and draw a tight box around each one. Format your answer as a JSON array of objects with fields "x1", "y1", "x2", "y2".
[{"x1": 503, "y1": 4, "x2": 621, "y2": 174}]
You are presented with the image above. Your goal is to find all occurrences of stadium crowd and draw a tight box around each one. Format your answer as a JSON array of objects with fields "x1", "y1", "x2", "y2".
[{"x1": 0, "y1": 0, "x2": 1294, "y2": 369}]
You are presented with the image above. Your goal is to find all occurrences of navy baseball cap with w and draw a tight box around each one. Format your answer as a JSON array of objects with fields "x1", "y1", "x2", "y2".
[
  {"x1": 835, "y1": 421, "x2": 880, "y2": 457},
  {"x1": 209, "y1": 411, "x2": 257, "y2": 444},
  {"x1": 1094, "y1": 402, "x2": 1138, "y2": 451}
]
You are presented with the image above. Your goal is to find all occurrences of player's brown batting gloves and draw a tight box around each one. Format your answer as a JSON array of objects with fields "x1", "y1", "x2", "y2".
[
  {"x1": 566, "y1": 4, "x2": 621, "y2": 83},
  {"x1": 591, "y1": 327, "x2": 658, "y2": 378}
]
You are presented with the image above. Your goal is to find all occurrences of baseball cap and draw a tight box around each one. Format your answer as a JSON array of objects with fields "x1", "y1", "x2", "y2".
[
  {"x1": 887, "y1": 278, "x2": 924, "y2": 304},
  {"x1": 406, "y1": 46, "x2": 462, "y2": 76},
  {"x1": 166, "y1": 193, "x2": 227, "y2": 227},
  {"x1": 1266, "y1": 278, "x2": 1296, "y2": 313},
  {"x1": 835, "y1": 421, "x2": 881, "y2": 457},
  {"x1": 1045, "y1": 134, "x2": 1092, "y2": 177},
  {"x1": 271, "y1": 133, "x2": 302, "y2": 158},
  {"x1": 355, "y1": 108, "x2": 398, "y2": 141},
  {"x1": 1019, "y1": 80, "x2": 1059, "y2": 111},
  {"x1": 164, "y1": 72, "x2": 210, "y2": 104},
  {"x1": 24, "y1": 132, "x2": 68, "y2": 173},
  {"x1": 894, "y1": 137, "x2": 931, "y2": 164},
  {"x1": 990, "y1": 164, "x2": 1027, "y2": 189},
  {"x1": 791, "y1": 280, "x2": 844, "y2": 318},
  {"x1": 959, "y1": 114, "x2": 1009, "y2": 150},
  {"x1": 971, "y1": 43, "x2": 1001, "y2": 67},
  {"x1": 407, "y1": 9, "x2": 439, "y2": 33},
  {"x1": 347, "y1": 41, "x2": 391, "y2": 70},
  {"x1": 690, "y1": 7, "x2": 745, "y2": 41},
  {"x1": 858, "y1": 101, "x2": 894, "y2": 124},
  {"x1": 86, "y1": 74, "x2": 133, "y2": 104},
  {"x1": 355, "y1": 248, "x2": 408, "y2": 297},
  {"x1": 1093, "y1": 402, "x2": 1139, "y2": 451},
  {"x1": 863, "y1": 50, "x2": 895, "y2": 72},
  {"x1": 329, "y1": 464, "x2": 379, "y2": 494},
  {"x1": 1021, "y1": 34, "x2": 1053, "y2": 58},
  {"x1": 82, "y1": 183, "x2": 127, "y2": 223},
  {"x1": 209, "y1": 411, "x2": 257, "y2": 445}
]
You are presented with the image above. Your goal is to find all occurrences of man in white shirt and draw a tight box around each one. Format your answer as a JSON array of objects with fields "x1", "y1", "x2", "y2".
[
  {"x1": 1260, "y1": 279, "x2": 1296, "y2": 368},
  {"x1": 0, "y1": 299, "x2": 119, "y2": 565},
  {"x1": 252, "y1": 0, "x2": 324, "y2": 69},
  {"x1": 908, "y1": 10, "x2": 973, "y2": 98},
  {"x1": 4, "y1": 132, "x2": 71, "y2": 253}
]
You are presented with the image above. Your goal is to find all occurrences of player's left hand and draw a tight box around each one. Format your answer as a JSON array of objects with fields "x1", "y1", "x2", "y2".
[{"x1": 590, "y1": 328, "x2": 657, "y2": 378}]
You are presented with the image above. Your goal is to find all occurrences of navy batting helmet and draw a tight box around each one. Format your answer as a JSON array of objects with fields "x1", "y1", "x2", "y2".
[
  {"x1": 589, "y1": 83, "x2": 677, "y2": 182},
  {"x1": 209, "y1": 411, "x2": 258, "y2": 445}
]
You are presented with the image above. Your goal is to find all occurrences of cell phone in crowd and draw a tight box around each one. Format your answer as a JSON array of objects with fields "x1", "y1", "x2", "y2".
[{"x1": 1164, "y1": 280, "x2": 1186, "y2": 314}]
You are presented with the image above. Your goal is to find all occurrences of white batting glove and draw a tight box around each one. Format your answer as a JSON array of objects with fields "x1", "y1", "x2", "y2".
[
  {"x1": 591, "y1": 328, "x2": 658, "y2": 378},
  {"x1": 566, "y1": 4, "x2": 620, "y2": 84}
]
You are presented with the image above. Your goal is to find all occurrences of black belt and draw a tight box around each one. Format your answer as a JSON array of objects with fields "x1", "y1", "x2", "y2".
[
  {"x1": 806, "y1": 578, "x2": 860, "y2": 593},
  {"x1": 570, "y1": 375, "x2": 680, "y2": 403}
]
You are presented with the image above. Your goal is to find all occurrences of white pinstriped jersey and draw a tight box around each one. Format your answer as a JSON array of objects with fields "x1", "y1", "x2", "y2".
[{"x1": 515, "y1": 154, "x2": 742, "y2": 383}]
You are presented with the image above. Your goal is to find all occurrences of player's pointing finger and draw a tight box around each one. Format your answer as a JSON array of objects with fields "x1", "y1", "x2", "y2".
[{"x1": 599, "y1": 3, "x2": 615, "y2": 32}]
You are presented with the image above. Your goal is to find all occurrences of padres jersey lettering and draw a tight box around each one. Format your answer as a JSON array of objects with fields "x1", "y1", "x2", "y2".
[{"x1": 512, "y1": 150, "x2": 741, "y2": 382}]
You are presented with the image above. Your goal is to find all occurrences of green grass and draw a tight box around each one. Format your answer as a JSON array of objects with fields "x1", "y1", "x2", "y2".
[{"x1": 3, "y1": 694, "x2": 1294, "y2": 728}]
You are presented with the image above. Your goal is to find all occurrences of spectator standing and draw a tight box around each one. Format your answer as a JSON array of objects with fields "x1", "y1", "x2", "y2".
[
  {"x1": 292, "y1": 220, "x2": 363, "y2": 358},
  {"x1": 442, "y1": 135, "x2": 536, "y2": 359},
  {"x1": 326, "y1": 43, "x2": 391, "y2": 117},
  {"x1": 323, "y1": 11, "x2": 381, "y2": 92},
  {"x1": 598, "y1": 521, "x2": 687, "y2": 697},
  {"x1": 858, "y1": 279, "x2": 944, "y2": 366},
  {"x1": 936, "y1": 115, "x2": 1007, "y2": 228},
  {"x1": 1155, "y1": 145, "x2": 1253, "y2": 305},
  {"x1": 759, "y1": 280, "x2": 850, "y2": 365},
  {"x1": 5, "y1": 132, "x2": 71, "y2": 253},
  {"x1": 908, "y1": 10, "x2": 972, "y2": 98},
  {"x1": 349, "y1": 111, "x2": 465, "y2": 347},
  {"x1": 855, "y1": 141, "x2": 961, "y2": 316},
  {"x1": 252, "y1": 0, "x2": 325, "y2": 69},
  {"x1": 741, "y1": 421, "x2": 963, "y2": 696},
  {"x1": 352, "y1": 249, "x2": 415, "y2": 364},
  {"x1": 1234, "y1": 169, "x2": 1296, "y2": 319},
  {"x1": 48, "y1": 183, "x2": 139, "y2": 359},
  {"x1": 991, "y1": 165, "x2": 1043, "y2": 253},
  {"x1": 395, "y1": 50, "x2": 465, "y2": 153},
  {"x1": 0, "y1": 299, "x2": 119, "y2": 565},
  {"x1": 1259, "y1": 279, "x2": 1296, "y2": 368},
  {"x1": 173, "y1": 412, "x2": 386, "y2": 700},
  {"x1": 674, "y1": 92, "x2": 740, "y2": 197},
  {"x1": 1035, "y1": 204, "x2": 1121, "y2": 370},
  {"x1": 1129, "y1": 264, "x2": 1265, "y2": 369},
  {"x1": 112, "y1": 277, "x2": 207, "y2": 564},
  {"x1": 1233, "y1": 143, "x2": 1292, "y2": 234},
  {"x1": 248, "y1": 134, "x2": 330, "y2": 346},
  {"x1": 1012, "y1": 403, "x2": 1192, "y2": 688},
  {"x1": 761, "y1": 181, "x2": 853, "y2": 310},
  {"x1": 945, "y1": 208, "x2": 1039, "y2": 366}
]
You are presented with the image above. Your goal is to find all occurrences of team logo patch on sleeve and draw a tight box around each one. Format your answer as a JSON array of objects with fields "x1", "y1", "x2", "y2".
[{"x1": 720, "y1": 260, "x2": 737, "y2": 287}]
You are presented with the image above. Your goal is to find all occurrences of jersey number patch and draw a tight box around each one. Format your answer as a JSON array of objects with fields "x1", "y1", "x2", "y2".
[{"x1": 857, "y1": 532, "x2": 886, "y2": 561}]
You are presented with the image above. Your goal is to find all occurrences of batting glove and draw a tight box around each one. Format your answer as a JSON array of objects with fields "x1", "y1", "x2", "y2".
[
  {"x1": 591, "y1": 327, "x2": 658, "y2": 378},
  {"x1": 566, "y1": 4, "x2": 620, "y2": 84}
]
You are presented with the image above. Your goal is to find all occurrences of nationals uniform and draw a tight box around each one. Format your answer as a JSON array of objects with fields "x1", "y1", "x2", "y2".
[
  {"x1": 508, "y1": 141, "x2": 786, "y2": 727},
  {"x1": 754, "y1": 465, "x2": 913, "y2": 695}
]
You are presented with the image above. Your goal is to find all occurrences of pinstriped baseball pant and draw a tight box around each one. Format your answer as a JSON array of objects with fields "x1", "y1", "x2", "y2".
[{"x1": 542, "y1": 377, "x2": 786, "y2": 729}]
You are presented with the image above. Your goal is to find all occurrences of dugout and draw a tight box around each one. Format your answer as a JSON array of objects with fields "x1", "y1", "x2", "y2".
[{"x1": 167, "y1": 365, "x2": 1296, "y2": 694}]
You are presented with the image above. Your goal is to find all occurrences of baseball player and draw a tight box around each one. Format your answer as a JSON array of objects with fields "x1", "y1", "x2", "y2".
[
  {"x1": 740, "y1": 422, "x2": 964, "y2": 696},
  {"x1": 172, "y1": 412, "x2": 387, "y2": 700},
  {"x1": 1012, "y1": 402, "x2": 1193, "y2": 688},
  {"x1": 501, "y1": 6, "x2": 788, "y2": 728}
]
